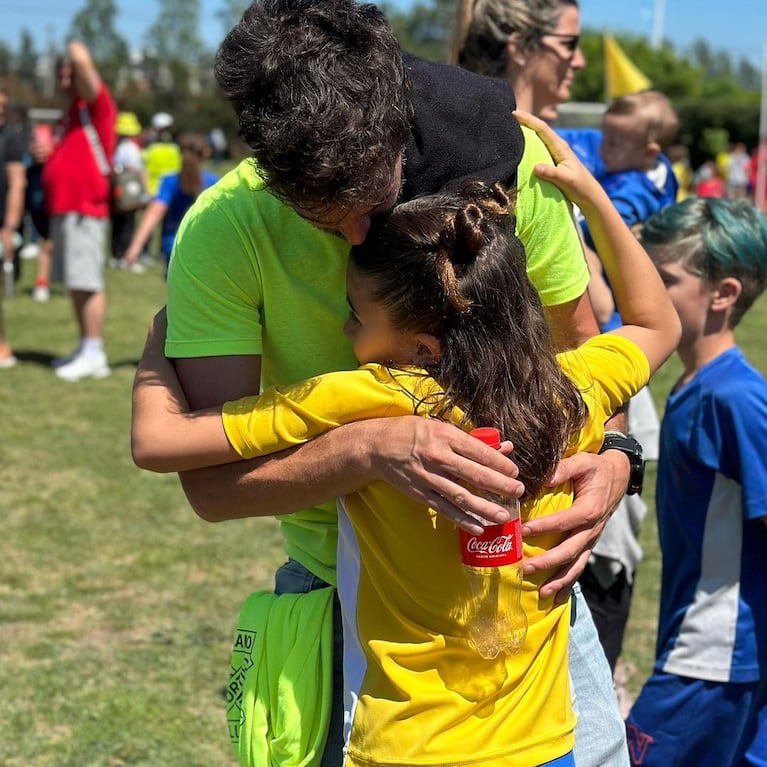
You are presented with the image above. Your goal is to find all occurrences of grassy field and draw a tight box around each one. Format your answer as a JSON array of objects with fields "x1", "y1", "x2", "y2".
[
  {"x1": 0, "y1": 257, "x2": 285, "y2": 766},
  {"x1": 1, "y1": 251, "x2": 766, "y2": 764}
]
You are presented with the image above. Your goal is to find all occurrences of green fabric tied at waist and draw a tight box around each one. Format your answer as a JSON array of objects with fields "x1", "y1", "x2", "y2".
[{"x1": 227, "y1": 586, "x2": 335, "y2": 767}]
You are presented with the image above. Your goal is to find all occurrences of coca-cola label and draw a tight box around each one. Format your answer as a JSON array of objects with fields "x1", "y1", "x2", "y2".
[{"x1": 459, "y1": 519, "x2": 523, "y2": 567}]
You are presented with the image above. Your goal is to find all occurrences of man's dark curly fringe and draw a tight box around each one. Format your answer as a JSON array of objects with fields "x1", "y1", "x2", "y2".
[
  {"x1": 215, "y1": 0, "x2": 414, "y2": 213},
  {"x1": 350, "y1": 182, "x2": 587, "y2": 500}
]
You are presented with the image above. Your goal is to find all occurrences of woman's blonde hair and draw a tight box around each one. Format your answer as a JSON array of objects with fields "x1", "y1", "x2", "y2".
[{"x1": 448, "y1": 0, "x2": 577, "y2": 77}]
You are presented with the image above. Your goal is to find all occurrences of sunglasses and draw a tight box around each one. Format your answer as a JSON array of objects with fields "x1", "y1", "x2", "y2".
[{"x1": 538, "y1": 32, "x2": 581, "y2": 59}]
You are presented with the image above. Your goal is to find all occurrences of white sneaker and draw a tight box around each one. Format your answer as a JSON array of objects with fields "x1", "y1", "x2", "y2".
[
  {"x1": 32, "y1": 284, "x2": 50, "y2": 302},
  {"x1": 120, "y1": 261, "x2": 146, "y2": 274},
  {"x1": 0, "y1": 353, "x2": 17, "y2": 369},
  {"x1": 54, "y1": 351, "x2": 111, "y2": 381},
  {"x1": 20, "y1": 243, "x2": 39, "y2": 260}
]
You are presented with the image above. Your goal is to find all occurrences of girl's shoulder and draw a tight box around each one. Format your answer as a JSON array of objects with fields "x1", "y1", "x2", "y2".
[{"x1": 558, "y1": 334, "x2": 650, "y2": 413}]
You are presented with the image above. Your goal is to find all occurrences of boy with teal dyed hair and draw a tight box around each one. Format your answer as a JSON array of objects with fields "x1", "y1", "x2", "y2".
[{"x1": 626, "y1": 197, "x2": 767, "y2": 766}]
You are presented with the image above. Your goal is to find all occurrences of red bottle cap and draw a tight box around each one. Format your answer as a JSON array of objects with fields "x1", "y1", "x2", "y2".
[
  {"x1": 469, "y1": 427, "x2": 501, "y2": 449},
  {"x1": 459, "y1": 519, "x2": 523, "y2": 567}
]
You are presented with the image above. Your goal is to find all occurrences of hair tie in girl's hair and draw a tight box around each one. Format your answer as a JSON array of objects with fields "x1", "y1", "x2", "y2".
[
  {"x1": 468, "y1": 181, "x2": 512, "y2": 215},
  {"x1": 488, "y1": 181, "x2": 512, "y2": 214},
  {"x1": 431, "y1": 203, "x2": 485, "y2": 315}
]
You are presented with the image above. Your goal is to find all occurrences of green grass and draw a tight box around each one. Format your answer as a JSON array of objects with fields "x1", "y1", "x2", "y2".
[
  {"x1": 2, "y1": 252, "x2": 766, "y2": 762},
  {"x1": 0, "y1": 257, "x2": 284, "y2": 766}
]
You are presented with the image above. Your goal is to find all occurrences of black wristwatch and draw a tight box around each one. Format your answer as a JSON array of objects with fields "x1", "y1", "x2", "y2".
[{"x1": 599, "y1": 431, "x2": 645, "y2": 496}]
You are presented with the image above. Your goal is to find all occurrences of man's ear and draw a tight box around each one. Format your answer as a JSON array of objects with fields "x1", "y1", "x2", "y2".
[
  {"x1": 711, "y1": 277, "x2": 742, "y2": 313},
  {"x1": 414, "y1": 333, "x2": 442, "y2": 363}
]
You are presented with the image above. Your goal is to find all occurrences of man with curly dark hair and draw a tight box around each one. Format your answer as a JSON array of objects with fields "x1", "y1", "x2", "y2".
[
  {"x1": 142, "y1": 1, "x2": 634, "y2": 764},
  {"x1": 214, "y1": 0, "x2": 412, "y2": 220}
]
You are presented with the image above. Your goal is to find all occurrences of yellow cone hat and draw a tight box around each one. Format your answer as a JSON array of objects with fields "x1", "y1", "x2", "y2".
[{"x1": 604, "y1": 35, "x2": 652, "y2": 99}]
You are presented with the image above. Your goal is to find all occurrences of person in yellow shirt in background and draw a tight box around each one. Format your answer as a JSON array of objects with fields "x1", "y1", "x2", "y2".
[
  {"x1": 139, "y1": 112, "x2": 181, "y2": 263},
  {"x1": 143, "y1": 112, "x2": 181, "y2": 196},
  {"x1": 132, "y1": 113, "x2": 680, "y2": 767},
  {"x1": 668, "y1": 144, "x2": 693, "y2": 201}
]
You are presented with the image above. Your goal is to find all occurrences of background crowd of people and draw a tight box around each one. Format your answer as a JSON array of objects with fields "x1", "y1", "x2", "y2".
[{"x1": 0, "y1": 44, "x2": 221, "y2": 377}]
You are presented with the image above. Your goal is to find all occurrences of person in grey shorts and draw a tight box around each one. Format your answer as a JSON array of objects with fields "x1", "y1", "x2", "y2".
[{"x1": 41, "y1": 40, "x2": 116, "y2": 381}]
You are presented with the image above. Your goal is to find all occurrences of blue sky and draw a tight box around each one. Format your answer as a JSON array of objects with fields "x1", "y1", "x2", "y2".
[{"x1": 1, "y1": 0, "x2": 765, "y2": 67}]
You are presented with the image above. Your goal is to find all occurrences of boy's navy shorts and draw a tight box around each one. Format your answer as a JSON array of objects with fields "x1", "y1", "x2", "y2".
[{"x1": 626, "y1": 670, "x2": 767, "y2": 766}]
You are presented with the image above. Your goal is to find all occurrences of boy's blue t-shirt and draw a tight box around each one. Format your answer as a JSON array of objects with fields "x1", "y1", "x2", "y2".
[
  {"x1": 596, "y1": 159, "x2": 678, "y2": 233},
  {"x1": 655, "y1": 348, "x2": 767, "y2": 683},
  {"x1": 555, "y1": 127, "x2": 678, "y2": 235}
]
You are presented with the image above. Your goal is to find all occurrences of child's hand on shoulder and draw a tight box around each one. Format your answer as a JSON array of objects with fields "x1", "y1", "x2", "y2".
[{"x1": 513, "y1": 109, "x2": 608, "y2": 215}]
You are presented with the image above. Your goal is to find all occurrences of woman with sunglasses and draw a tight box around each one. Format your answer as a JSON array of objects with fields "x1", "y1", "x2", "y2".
[
  {"x1": 123, "y1": 132, "x2": 218, "y2": 275},
  {"x1": 450, "y1": 0, "x2": 584, "y2": 122}
]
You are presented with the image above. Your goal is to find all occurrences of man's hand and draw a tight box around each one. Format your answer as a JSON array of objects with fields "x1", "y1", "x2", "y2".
[
  {"x1": 368, "y1": 416, "x2": 523, "y2": 534},
  {"x1": 521, "y1": 449, "x2": 630, "y2": 602}
]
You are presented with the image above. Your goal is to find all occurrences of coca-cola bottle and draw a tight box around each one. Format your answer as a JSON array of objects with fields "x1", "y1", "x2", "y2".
[{"x1": 459, "y1": 427, "x2": 528, "y2": 659}]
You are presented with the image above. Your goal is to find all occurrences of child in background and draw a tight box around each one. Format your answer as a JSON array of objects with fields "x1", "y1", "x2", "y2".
[
  {"x1": 667, "y1": 144, "x2": 693, "y2": 202},
  {"x1": 110, "y1": 111, "x2": 146, "y2": 272},
  {"x1": 26, "y1": 122, "x2": 55, "y2": 302},
  {"x1": 142, "y1": 112, "x2": 180, "y2": 197},
  {"x1": 132, "y1": 113, "x2": 678, "y2": 767},
  {"x1": 625, "y1": 197, "x2": 767, "y2": 767},
  {"x1": 559, "y1": 89, "x2": 679, "y2": 247},
  {"x1": 694, "y1": 159, "x2": 727, "y2": 199},
  {"x1": 123, "y1": 133, "x2": 217, "y2": 275}
]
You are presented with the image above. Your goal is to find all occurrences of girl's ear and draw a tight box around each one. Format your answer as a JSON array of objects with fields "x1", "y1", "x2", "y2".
[
  {"x1": 710, "y1": 277, "x2": 742, "y2": 313},
  {"x1": 414, "y1": 332, "x2": 442, "y2": 363}
]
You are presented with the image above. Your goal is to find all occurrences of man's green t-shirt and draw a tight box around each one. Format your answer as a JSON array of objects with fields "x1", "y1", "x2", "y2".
[{"x1": 166, "y1": 126, "x2": 588, "y2": 586}]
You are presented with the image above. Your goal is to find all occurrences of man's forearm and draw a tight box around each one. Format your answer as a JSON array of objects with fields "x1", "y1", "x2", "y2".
[
  {"x1": 604, "y1": 404, "x2": 628, "y2": 436},
  {"x1": 179, "y1": 412, "x2": 524, "y2": 532},
  {"x1": 179, "y1": 420, "x2": 376, "y2": 522}
]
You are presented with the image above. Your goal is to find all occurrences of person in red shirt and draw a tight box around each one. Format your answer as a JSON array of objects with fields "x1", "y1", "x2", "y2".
[
  {"x1": 693, "y1": 160, "x2": 726, "y2": 199},
  {"x1": 42, "y1": 40, "x2": 116, "y2": 381}
]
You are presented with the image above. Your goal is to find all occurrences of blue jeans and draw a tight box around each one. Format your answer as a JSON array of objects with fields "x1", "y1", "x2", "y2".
[
  {"x1": 275, "y1": 560, "x2": 345, "y2": 767},
  {"x1": 570, "y1": 582, "x2": 630, "y2": 767}
]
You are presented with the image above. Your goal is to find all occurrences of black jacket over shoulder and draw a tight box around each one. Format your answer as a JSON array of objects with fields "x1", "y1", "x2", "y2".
[{"x1": 401, "y1": 53, "x2": 524, "y2": 202}]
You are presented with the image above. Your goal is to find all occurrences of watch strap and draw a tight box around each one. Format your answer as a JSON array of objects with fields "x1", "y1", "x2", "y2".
[{"x1": 599, "y1": 431, "x2": 645, "y2": 496}]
